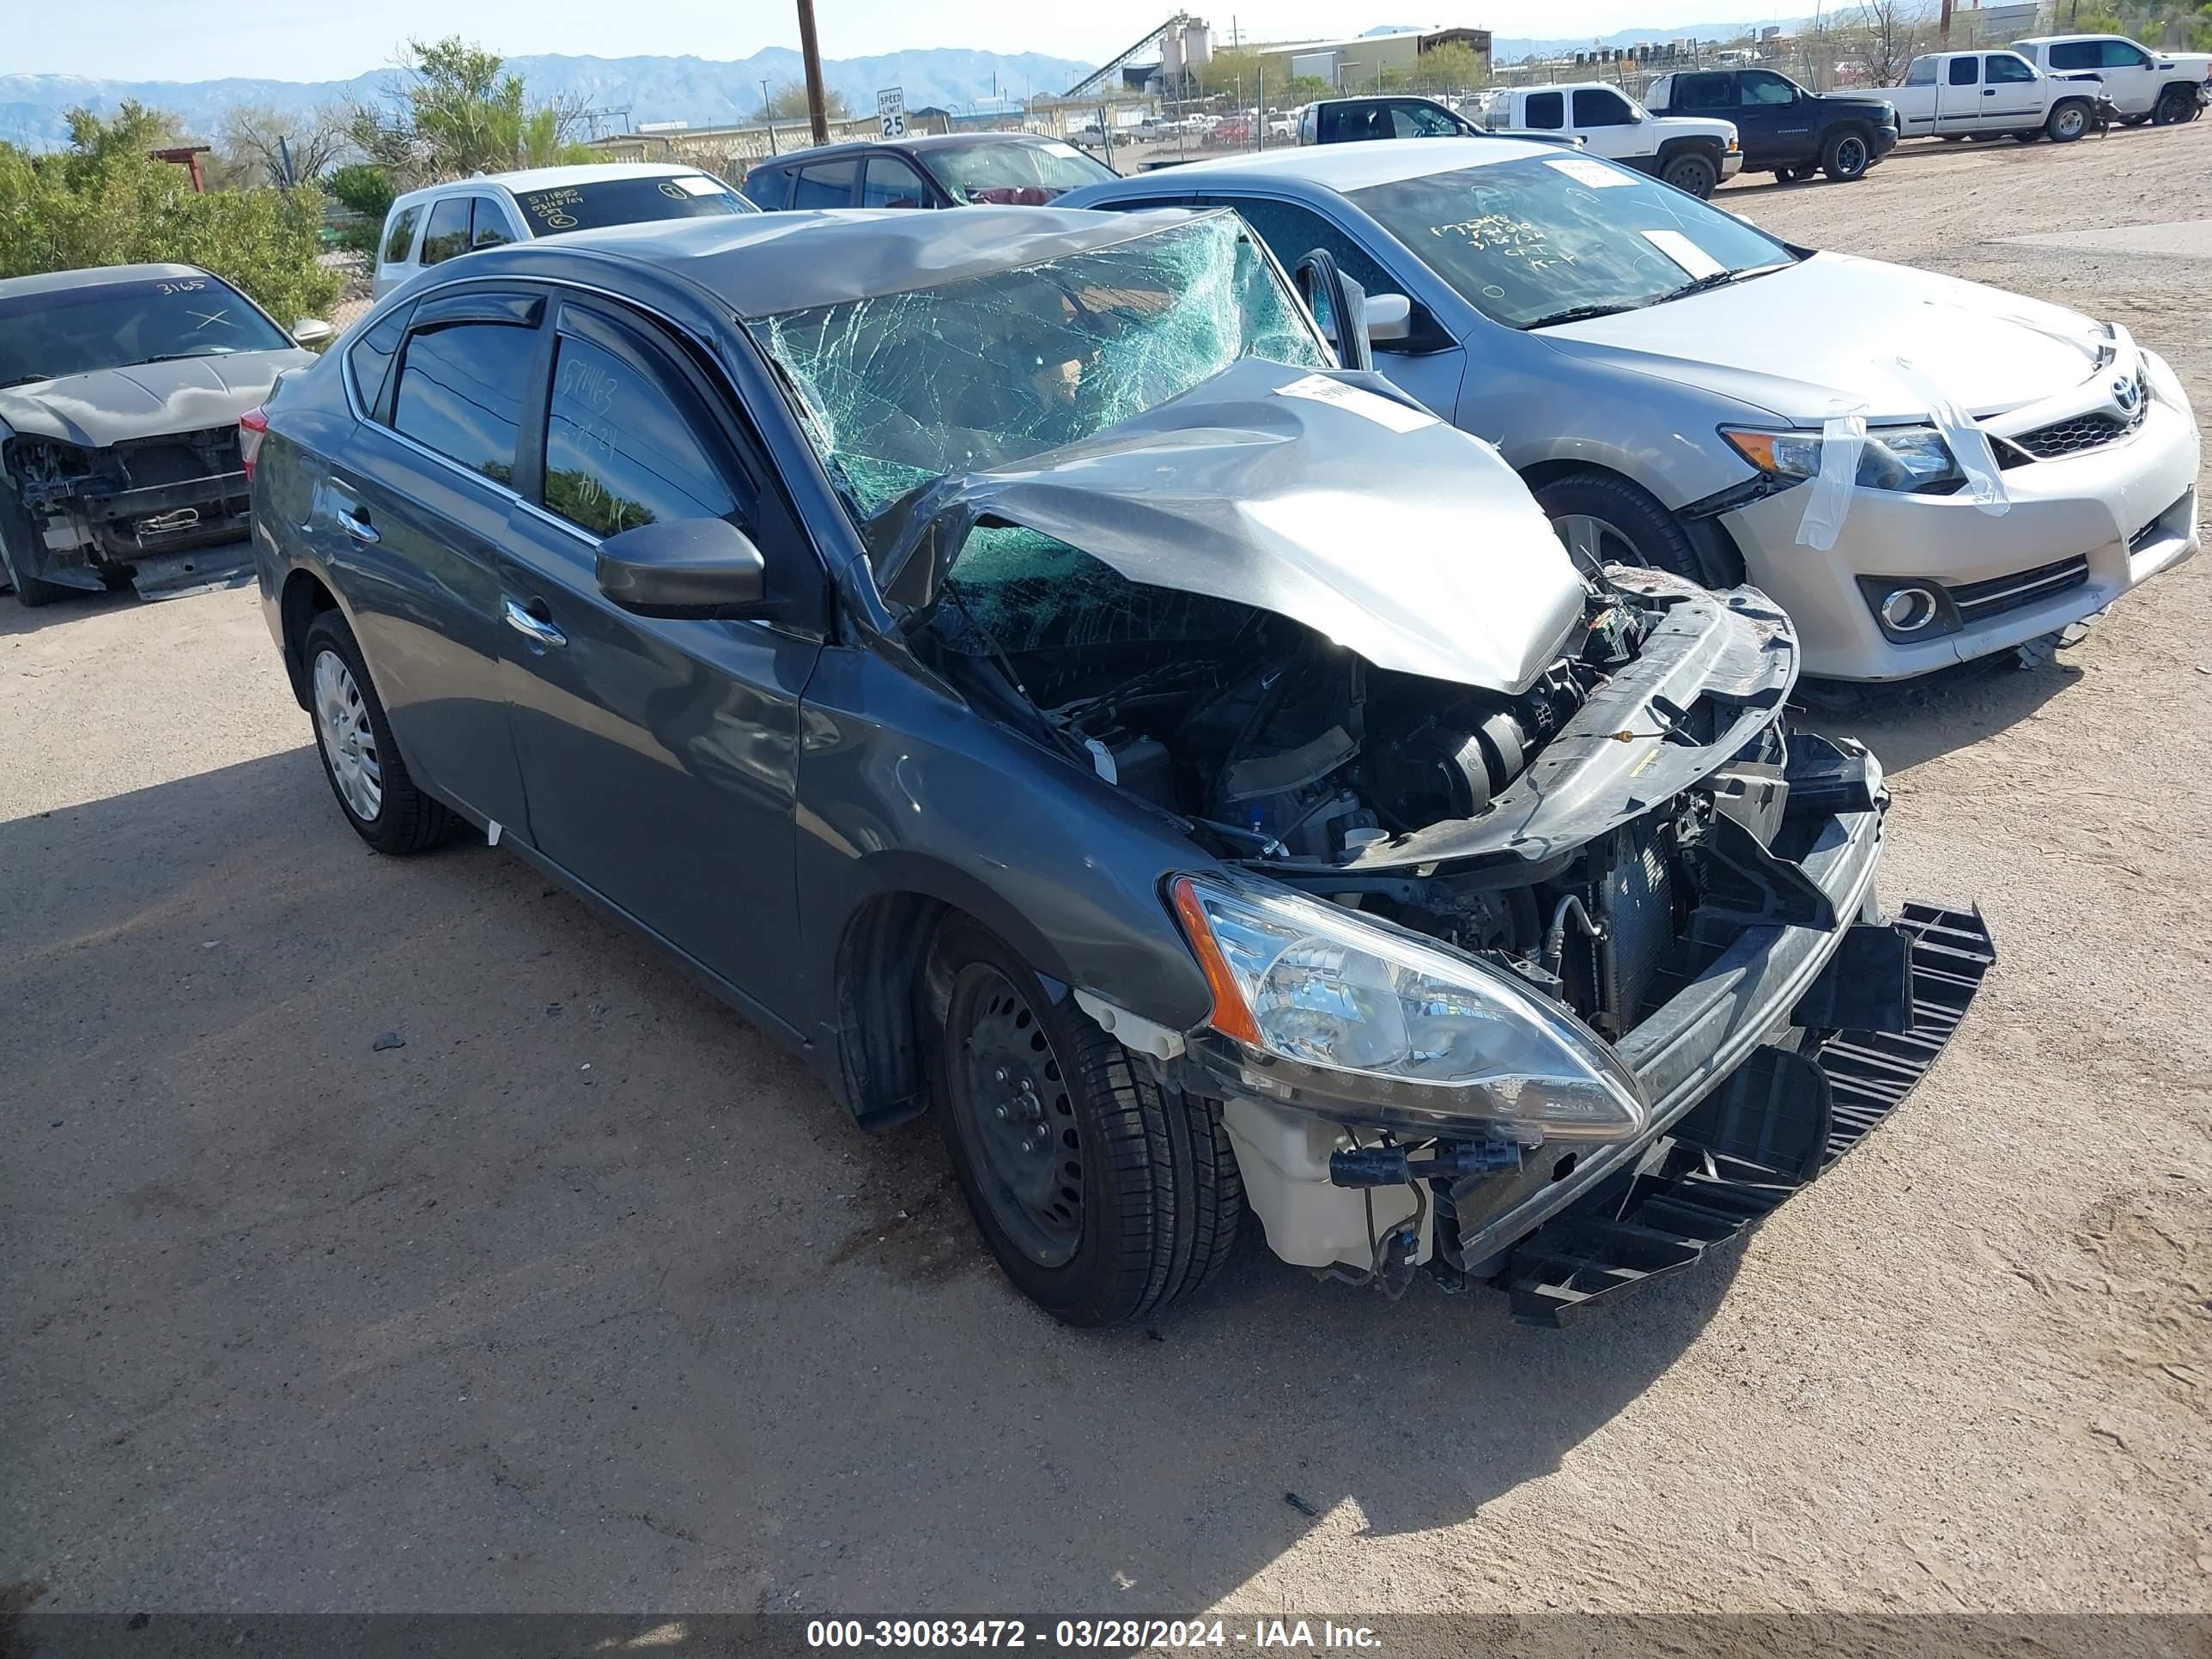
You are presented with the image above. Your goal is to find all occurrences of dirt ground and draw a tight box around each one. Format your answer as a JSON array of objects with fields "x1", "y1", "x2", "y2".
[{"x1": 3, "y1": 129, "x2": 2209, "y2": 1627}]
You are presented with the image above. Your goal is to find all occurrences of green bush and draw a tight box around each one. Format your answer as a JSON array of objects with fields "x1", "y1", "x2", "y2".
[{"x1": 0, "y1": 121, "x2": 343, "y2": 325}]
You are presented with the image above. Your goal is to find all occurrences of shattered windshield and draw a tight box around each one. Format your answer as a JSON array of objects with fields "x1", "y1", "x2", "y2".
[
  {"x1": 746, "y1": 212, "x2": 1328, "y2": 522},
  {"x1": 926, "y1": 139, "x2": 1117, "y2": 203},
  {"x1": 1350, "y1": 155, "x2": 1793, "y2": 330}
]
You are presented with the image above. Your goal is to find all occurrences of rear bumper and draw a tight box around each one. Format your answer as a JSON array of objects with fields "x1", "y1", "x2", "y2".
[{"x1": 1501, "y1": 903, "x2": 1996, "y2": 1324}]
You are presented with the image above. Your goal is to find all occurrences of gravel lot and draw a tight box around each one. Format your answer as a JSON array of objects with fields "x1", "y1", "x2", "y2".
[{"x1": 3, "y1": 129, "x2": 2209, "y2": 1626}]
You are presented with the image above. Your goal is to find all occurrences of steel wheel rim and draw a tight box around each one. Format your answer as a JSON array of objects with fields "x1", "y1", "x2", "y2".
[
  {"x1": 1667, "y1": 160, "x2": 1712, "y2": 193},
  {"x1": 2054, "y1": 108, "x2": 2084, "y2": 139},
  {"x1": 950, "y1": 965, "x2": 1083, "y2": 1267},
  {"x1": 313, "y1": 648, "x2": 383, "y2": 823},
  {"x1": 1551, "y1": 513, "x2": 1641, "y2": 574},
  {"x1": 1837, "y1": 137, "x2": 1866, "y2": 173}
]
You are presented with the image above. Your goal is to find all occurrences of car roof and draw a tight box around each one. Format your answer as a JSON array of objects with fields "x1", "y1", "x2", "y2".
[
  {"x1": 753, "y1": 131, "x2": 1073, "y2": 167},
  {"x1": 1512, "y1": 81, "x2": 1632, "y2": 94},
  {"x1": 1071, "y1": 136, "x2": 1561, "y2": 195},
  {"x1": 392, "y1": 162, "x2": 702, "y2": 207},
  {"x1": 0, "y1": 262, "x2": 210, "y2": 299},
  {"x1": 528, "y1": 204, "x2": 1202, "y2": 317},
  {"x1": 2013, "y1": 33, "x2": 2121, "y2": 43}
]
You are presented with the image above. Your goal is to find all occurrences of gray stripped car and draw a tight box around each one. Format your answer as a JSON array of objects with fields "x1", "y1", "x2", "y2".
[
  {"x1": 1060, "y1": 137, "x2": 2199, "y2": 682},
  {"x1": 246, "y1": 208, "x2": 1990, "y2": 1326}
]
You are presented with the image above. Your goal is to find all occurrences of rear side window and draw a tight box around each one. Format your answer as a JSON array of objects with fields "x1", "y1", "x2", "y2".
[
  {"x1": 2046, "y1": 40, "x2": 2099, "y2": 70},
  {"x1": 1987, "y1": 52, "x2": 2035, "y2": 82},
  {"x1": 543, "y1": 335, "x2": 738, "y2": 538},
  {"x1": 1906, "y1": 56, "x2": 1938, "y2": 85},
  {"x1": 391, "y1": 321, "x2": 538, "y2": 483},
  {"x1": 790, "y1": 160, "x2": 858, "y2": 209},
  {"x1": 1948, "y1": 57, "x2": 1980, "y2": 85},
  {"x1": 345, "y1": 308, "x2": 409, "y2": 416},
  {"x1": 382, "y1": 207, "x2": 422, "y2": 264},
  {"x1": 471, "y1": 198, "x2": 513, "y2": 250},
  {"x1": 1524, "y1": 91, "x2": 1565, "y2": 129},
  {"x1": 419, "y1": 197, "x2": 472, "y2": 265}
]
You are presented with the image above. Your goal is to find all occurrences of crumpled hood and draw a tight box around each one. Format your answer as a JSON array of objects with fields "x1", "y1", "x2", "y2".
[
  {"x1": 884, "y1": 358, "x2": 1589, "y2": 696},
  {"x1": 0, "y1": 349, "x2": 313, "y2": 448},
  {"x1": 1538, "y1": 251, "x2": 2111, "y2": 423}
]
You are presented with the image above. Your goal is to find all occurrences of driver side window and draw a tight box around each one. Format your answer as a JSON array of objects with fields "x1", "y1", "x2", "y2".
[
  {"x1": 1741, "y1": 71, "x2": 1796, "y2": 105},
  {"x1": 542, "y1": 332, "x2": 741, "y2": 540},
  {"x1": 1573, "y1": 88, "x2": 1635, "y2": 126}
]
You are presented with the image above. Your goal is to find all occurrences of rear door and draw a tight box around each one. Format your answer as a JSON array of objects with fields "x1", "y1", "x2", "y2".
[
  {"x1": 489, "y1": 293, "x2": 823, "y2": 1022},
  {"x1": 321, "y1": 287, "x2": 542, "y2": 832},
  {"x1": 1936, "y1": 54, "x2": 1986, "y2": 131}
]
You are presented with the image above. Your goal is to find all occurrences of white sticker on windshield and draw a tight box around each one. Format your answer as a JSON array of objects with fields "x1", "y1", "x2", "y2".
[
  {"x1": 1640, "y1": 229, "x2": 1726, "y2": 279},
  {"x1": 673, "y1": 174, "x2": 728, "y2": 196},
  {"x1": 1545, "y1": 156, "x2": 1632, "y2": 188},
  {"x1": 1274, "y1": 374, "x2": 1437, "y2": 434}
]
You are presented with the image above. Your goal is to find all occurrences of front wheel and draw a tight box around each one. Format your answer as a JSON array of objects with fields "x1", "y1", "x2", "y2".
[
  {"x1": 1821, "y1": 129, "x2": 1871, "y2": 180},
  {"x1": 2045, "y1": 100, "x2": 2089, "y2": 143},
  {"x1": 303, "y1": 611, "x2": 459, "y2": 854},
  {"x1": 1531, "y1": 470, "x2": 1741, "y2": 588},
  {"x1": 1660, "y1": 150, "x2": 1719, "y2": 198},
  {"x1": 930, "y1": 917, "x2": 1243, "y2": 1326},
  {"x1": 2154, "y1": 85, "x2": 2197, "y2": 125}
]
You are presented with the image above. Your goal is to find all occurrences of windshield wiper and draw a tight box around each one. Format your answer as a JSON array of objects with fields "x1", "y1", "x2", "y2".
[
  {"x1": 137, "y1": 350, "x2": 231, "y2": 364},
  {"x1": 0, "y1": 371, "x2": 58, "y2": 388},
  {"x1": 1655, "y1": 261, "x2": 1797, "y2": 304},
  {"x1": 1516, "y1": 301, "x2": 1650, "y2": 331}
]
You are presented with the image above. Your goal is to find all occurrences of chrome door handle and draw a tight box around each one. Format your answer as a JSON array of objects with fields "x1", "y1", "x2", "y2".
[
  {"x1": 335, "y1": 507, "x2": 379, "y2": 543},
  {"x1": 504, "y1": 598, "x2": 567, "y2": 647}
]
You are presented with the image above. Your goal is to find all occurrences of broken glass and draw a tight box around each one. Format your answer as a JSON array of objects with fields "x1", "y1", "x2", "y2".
[
  {"x1": 745, "y1": 213, "x2": 1328, "y2": 523},
  {"x1": 932, "y1": 523, "x2": 1255, "y2": 658}
]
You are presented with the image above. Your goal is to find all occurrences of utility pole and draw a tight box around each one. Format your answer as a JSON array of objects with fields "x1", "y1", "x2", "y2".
[
  {"x1": 1939, "y1": 0, "x2": 1954, "y2": 48},
  {"x1": 795, "y1": 0, "x2": 831, "y2": 144}
]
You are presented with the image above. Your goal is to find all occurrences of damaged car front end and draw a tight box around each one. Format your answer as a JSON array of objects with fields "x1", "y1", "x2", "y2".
[
  {"x1": 755, "y1": 212, "x2": 1994, "y2": 1324},
  {"x1": 0, "y1": 264, "x2": 318, "y2": 606}
]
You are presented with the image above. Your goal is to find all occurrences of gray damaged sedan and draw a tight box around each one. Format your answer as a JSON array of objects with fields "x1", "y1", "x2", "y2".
[
  {"x1": 247, "y1": 208, "x2": 1992, "y2": 1325},
  {"x1": 0, "y1": 264, "x2": 327, "y2": 606}
]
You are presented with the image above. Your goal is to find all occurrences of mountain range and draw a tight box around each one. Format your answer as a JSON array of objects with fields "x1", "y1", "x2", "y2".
[
  {"x1": 0, "y1": 47, "x2": 1096, "y2": 150},
  {"x1": 0, "y1": 20, "x2": 1815, "y2": 150}
]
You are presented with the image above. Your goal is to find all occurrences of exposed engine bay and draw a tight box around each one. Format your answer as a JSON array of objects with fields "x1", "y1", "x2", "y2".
[{"x1": 919, "y1": 527, "x2": 1845, "y2": 1045}]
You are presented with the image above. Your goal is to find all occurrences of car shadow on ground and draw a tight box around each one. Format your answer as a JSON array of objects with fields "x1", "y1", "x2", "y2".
[
  {"x1": 0, "y1": 746, "x2": 1748, "y2": 1612},
  {"x1": 1792, "y1": 649, "x2": 2081, "y2": 773}
]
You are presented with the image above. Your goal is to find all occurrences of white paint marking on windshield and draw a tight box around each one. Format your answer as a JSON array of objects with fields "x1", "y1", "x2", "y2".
[{"x1": 188, "y1": 307, "x2": 234, "y2": 331}]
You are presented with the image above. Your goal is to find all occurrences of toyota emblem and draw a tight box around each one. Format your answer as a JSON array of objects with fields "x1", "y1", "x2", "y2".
[{"x1": 2112, "y1": 375, "x2": 2141, "y2": 412}]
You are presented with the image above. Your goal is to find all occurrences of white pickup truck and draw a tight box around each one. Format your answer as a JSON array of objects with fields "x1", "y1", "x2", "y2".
[
  {"x1": 1884, "y1": 48, "x2": 2105, "y2": 143},
  {"x1": 1478, "y1": 83, "x2": 1742, "y2": 197},
  {"x1": 2011, "y1": 33, "x2": 2211, "y2": 125}
]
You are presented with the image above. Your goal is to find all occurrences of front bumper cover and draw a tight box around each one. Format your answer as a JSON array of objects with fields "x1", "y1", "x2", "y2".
[{"x1": 1498, "y1": 902, "x2": 1996, "y2": 1324}]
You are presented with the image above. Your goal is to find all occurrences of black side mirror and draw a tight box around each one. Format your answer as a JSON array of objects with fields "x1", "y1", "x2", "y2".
[
  {"x1": 596, "y1": 518, "x2": 768, "y2": 619},
  {"x1": 1291, "y1": 248, "x2": 1372, "y2": 372}
]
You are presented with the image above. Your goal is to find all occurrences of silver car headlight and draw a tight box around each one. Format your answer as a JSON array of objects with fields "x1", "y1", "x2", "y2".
[
  {"x1": 1723, "y1": 422, "x2": 1963, "y2": 493},
  {"x1": 1170, "y1": 873, "x2": 1650, "y2": 1139}
]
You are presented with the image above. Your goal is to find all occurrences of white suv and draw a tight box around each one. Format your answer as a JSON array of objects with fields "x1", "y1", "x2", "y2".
[
  {"x1": 2011, "y1": 34, "x2": 2211, "y2": 125},
  {"x1": 371, "y1": 164, "x2": 756, "y2": 299}
]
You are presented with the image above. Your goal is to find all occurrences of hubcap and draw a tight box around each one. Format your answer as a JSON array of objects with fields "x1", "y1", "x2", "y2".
[
  {"x1": 950, "y1": 966, "x2": 1083, "y2": 1267},
  {"x1": 1551, "y1": 513, "x2": 1641, "y2": 574},
  {"x1": 2056, "y1": 109, "x2": 2084, "y2": 138},
  {"x1": 313, "y1": 648, "x2": 383, "y2": 823}
]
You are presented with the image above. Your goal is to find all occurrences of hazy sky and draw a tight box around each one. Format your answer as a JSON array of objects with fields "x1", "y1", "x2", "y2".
[{"x1": 14, "y1": 2, "x2": 1802, "y2": 83}]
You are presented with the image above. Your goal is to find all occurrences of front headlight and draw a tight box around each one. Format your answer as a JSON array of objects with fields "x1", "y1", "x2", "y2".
[
  {"x1": 1723, "y1": 422, "x2": 1962, "y2": 493},
  {"x1": 1169, "y1": 873, "x2": 1650, "y2": 1139}
]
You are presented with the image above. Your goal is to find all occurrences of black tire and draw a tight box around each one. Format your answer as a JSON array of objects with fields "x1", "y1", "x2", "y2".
[
  {"x1": 929, "y1": 915, "x2": 1243, "y2": 1326},
  {"x1": 2045, "y1": 100, "x2": 2090, "y2": 143},
  {"x1": 301, "y1": 611, "x2": 459, "y2": 854},
  {"x1": 1821, "y1": 127, "x2": 1873, "y2": 180},
  {"x1": 1531, "y1": 469, "x2": 1742, "y2": 588},
  {"x1": 0, "y1": 495, "x2": 74, "y2": 609},
  {"x1": 2154, "y1": 85, "x2": 2197, "y2": 125},
  {"x1": 1969, "y1": 131, "x2": 2005, "y2": 143},
  {"x1": 2119, "y1": 112, "x2": 2154, "y2": 127},
  {"x1": 1659, "y1": 149, "x2": 1719, "y2": 198},
  {"x1": 2013, "y1": 128, "x2": 2044, "y2": 143},
  {"x1": 1775, "y1": 164, "x2": 1814, "y2": 183}
]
